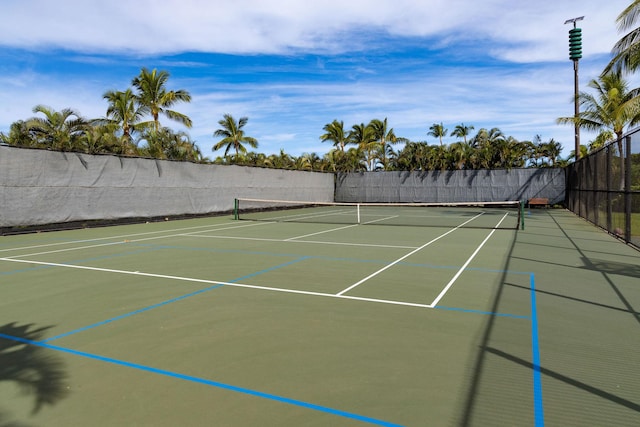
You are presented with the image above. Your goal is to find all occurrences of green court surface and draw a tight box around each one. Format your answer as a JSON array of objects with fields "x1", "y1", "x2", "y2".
[{"x1": 0, "y1": 209, "x2": 638, "y2": 426}]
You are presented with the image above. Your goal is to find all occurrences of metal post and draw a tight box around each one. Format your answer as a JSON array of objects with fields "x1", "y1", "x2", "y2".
[
  {"x1": 565, "y1": 16, "x2": 584, "y2": 160},
  {"x1": 625, "y1": 136, "x2": 632, "y2": 242},
  {"x1": 574, "y1": 59, "x2": 580, "y2": 159}
]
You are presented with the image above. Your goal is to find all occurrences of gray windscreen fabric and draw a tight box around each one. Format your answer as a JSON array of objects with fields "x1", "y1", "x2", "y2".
[
  {"x1": 1, "y1": 146, "x2": 567, "y2": 228},
  {"x1": 334, "y1": 169, "x2": 566, "y2": 204},
  {"x1": 0, "y1": 146, "x2": 334, "y2": 227}
]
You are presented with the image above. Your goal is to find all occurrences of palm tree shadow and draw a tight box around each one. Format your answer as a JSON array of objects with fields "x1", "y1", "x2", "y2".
[{"x1": 0, "y1": 323, "x2": 68, "y2": 426}]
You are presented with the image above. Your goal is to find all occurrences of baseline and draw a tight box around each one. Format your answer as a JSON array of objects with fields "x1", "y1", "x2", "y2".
[{"x1": 0, "y1": 256, "x2": 518, "y2": 313}]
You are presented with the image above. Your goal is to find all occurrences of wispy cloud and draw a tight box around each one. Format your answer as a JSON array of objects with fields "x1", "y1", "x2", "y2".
[{"x1": 0, "y1": 0, "x2": 634, "y2": 159}]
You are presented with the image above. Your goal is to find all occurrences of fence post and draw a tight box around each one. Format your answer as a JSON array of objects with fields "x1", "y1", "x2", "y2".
[
  {"x1": 625, "y1": 136, "x2": 632, "y2": 243},
  {"x1": 606, "y1": 146, "x2": 613, "y2": 232}
]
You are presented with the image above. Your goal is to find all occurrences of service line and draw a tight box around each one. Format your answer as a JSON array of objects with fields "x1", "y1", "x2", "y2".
[
  {"x1": 336, "y1": 212, "x2": 484, "y2": 296},
  {"x1": 430, "y1": 212, "x2": 510, "y2": 307}
]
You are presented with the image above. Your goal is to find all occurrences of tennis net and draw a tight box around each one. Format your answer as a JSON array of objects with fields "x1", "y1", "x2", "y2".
[{"x1": 234, "y1": 198, "x2": 524, "y2": 230}]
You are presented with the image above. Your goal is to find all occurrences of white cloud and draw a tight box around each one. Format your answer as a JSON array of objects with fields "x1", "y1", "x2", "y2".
[
  {"x1": 0, "y1": 0, "x2": 629, "y2": 59},
  {"x1": 0, "y1": 0, "x2": 633, "y2": 160}
]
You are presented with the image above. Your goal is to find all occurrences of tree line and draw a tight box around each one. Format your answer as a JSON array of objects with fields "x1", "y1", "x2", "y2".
[
  {"x1": 4, "y1": 2, "x2": 640, "y2": 172},
  {"x1": 0, "y1": 67, "x2": 565, "y2": 172},
  {"x1": 214, "y1": 120, "x2": 567, "y2": 171},
  {"x1": 1, "y1": 68, "x2": 204, "y2": 162}
]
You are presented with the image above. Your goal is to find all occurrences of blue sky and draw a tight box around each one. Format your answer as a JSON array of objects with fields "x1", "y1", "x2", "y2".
[{"x1": 0, "y1": 0, "x2": 636, "y2": 159}]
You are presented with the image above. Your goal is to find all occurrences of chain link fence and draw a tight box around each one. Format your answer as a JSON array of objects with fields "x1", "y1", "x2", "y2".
[{"x1": 565, "y1": 130, "x2": 640, "y2": 249}]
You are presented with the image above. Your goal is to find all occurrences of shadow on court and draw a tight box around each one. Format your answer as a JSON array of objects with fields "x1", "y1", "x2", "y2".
[
  {"x1": 458, "y1": 209, "x2": 640, "y2": 426},
  {"x1": 457, "y1": 216, "x2": 524, "y2": 426},
  {"x1": 0, "y1": 323, "x2": 68, "y2": 427}
]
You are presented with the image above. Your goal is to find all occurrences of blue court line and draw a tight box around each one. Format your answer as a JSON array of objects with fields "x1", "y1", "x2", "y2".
[
  {"x1": 42, "y1": 256, "x2": 310, "y2": 343},
  {"x1": 1, "y1": 264, "x2": 51, "y2": 276},
  {"x1": 0, "y1": 332, "x2": 403, "y2": 427},
  {"x1": 41, "y1": 284, "x2": 225, "y2": 343},
  {"x1": 439, "y1": 271, "x2": 544, "y2": 425},
  {"x1": 530, "y1": 273, "x2": 545, "y2": 426},
  {"x1": 1, "y1": 239, "x2": 531, "y2": 279},
  {"x1": 232, "y1": 256, "x2": 310, "y2": 281}
]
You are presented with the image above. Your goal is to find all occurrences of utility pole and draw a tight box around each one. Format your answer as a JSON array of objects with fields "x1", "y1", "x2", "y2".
[{"x1": 565, "y1": 16, "x2": 584, "y2": 160}]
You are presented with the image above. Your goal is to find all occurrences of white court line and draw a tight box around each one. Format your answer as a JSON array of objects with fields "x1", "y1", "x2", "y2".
[
  {"x1": 362, "y1": 215, "x2": 399, "y2": 224},
  {"x1": 429, "y1": 212, "x2": 510, "y2": 307},
  {"x1": 182, "y1": 234, "x2": 418, "y2": 250},
  {"x1": 2, "y1": 212, "x2": 510, "y2": 310},
  {"x1": 284, "y1": 214, "x2": 398, "y2": 241},
  {"x1": 254, "y1": 208, "x2": 354, "y2": 223},
  {"x1": 0, "y1": 257, "x2": 432, "y2": 309},
  {"x1": 335, "y1": 212, "x2": 485, "y2": 296},
  {"x1": 4, "y1": 221, "x2": 271, "y2": 259},
  {"x1": 0, "y1": 220, "x2": 255, "y2": 254},
  {"x1": 285, "y1": 224, "x2": 359, "y2": 241}
]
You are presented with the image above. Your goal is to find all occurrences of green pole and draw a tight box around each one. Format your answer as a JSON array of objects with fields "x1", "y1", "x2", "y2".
[
  {"x1": 233, "y1": 198, "x2": 239, "y2": 220},
  {"x1": 565, "y1": 16, "x2": 584, "y2": 160},
  {"x1": 520, "y1": 200, "x2": 525, "y2": 230}
]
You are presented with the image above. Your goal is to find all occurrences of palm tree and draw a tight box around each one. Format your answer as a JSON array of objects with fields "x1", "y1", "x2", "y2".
[
  {"x1": 294, "y1": 152, "x2": 322, "y2": 171},
  {"x1": 428, "y1": 122, "x2": 448, "y2": 146},
  {"x1": 343, "y1": 147, "x2": 368, "y2": 172},
  {"x1": 470, "y1": 128, "x2": 506, "y2": 169},
  {"x1": 165, "y1": 130, "x2": 203, "y2": 162},
  {"x1": 320, "y1": 120, "x2": 349, "y2": 151},
  {"x1": 264, "y1": 149, "x2": 293, "y2": 169},
  {"x1": 369, "y1": 118, "x2": 398, "y2": 170},
  {"x1": 213, "y1": 114, "x2": 258, "y2": 160},
  {"x1": 448, "y1": 141, "x2": 475, "y2": 170},
  {"x1": 471, "y1": 127, "x2": 506, "y2": 148},
  {"x1": 321, "y1": 149, "x2": 342, "y2": 172},
  {"x1": 393, "y1": 142, "x2": 424, "y2": 171},
  {"x1": 557, "y1": 72, "x2": 640, "y2": 183},
  {"x1": 604, "y1": 0, "x2": 640, "y2": 75},
  {"x1": 322, "y1": 147, "x2": 367, "y2": 172},
  {"x1": 569, "y1": 145, "x2": 590, "y2": 160},
  {"x1": 451, "y1": 123, "x2": 475, "y2": 144},
  {"x1": 428, "y1": 144, "x2": 451, "y2": 170},
  {"x1": 251, "y1": 151, "x2": 269, "y2": 167},
  {"x1": 0, "y1": 120, "x2": 33, "y2": 147},
  {"x1": 103, "y1": 88, "x2": 145, "y2": 144},
  {"x1": 541, "y1": 138, "x2": 563, "y2": 167},
  {"x1": 25, "y1": 105, "x2": 89, "y2": 151},
  {"x1": 348, "y1": 123, "x2": 378, "y2": 170},
  {"x1": 502, "y1": 136, "x2": 529, "y2": 169},
  {"x1": 132, "y1": 68, "x2": 192, "y2": 132},
  {"x1": 527, "y1": 135, "x2": 544, "y2": 167},
  {"x1": 589, "y1": 130, "x2": 615, "y2": 153},
  {"x1": 81, "y1": 124, "x2": 122, "y2": 155}
]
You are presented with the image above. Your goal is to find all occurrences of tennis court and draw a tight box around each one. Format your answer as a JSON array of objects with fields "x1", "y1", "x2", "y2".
[{"x1": 0, "y1": 206, "x2": 638, "y2": 426}]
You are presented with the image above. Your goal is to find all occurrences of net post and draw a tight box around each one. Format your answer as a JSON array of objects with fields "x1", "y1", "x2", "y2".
[
  {"x1": 233, "y1": 198, "x2": 239, "y2": 220},
  {"x1": 520, "y1": 200, "x2": 525, "y2": 230},
  {"x1": 357, "y1": 204, "x2": 361, "y2": 224}
]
